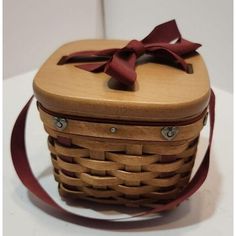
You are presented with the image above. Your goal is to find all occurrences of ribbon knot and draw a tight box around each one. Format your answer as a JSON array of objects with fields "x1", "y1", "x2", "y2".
[
  {"x1": 59, "y1": 20, "x2": 201, "y2": 86},
  {"x1": 125, "y1": 39, "x2": 146, "y2": 57}
]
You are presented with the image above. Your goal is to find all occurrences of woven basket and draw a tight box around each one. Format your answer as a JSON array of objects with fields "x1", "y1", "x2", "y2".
[{"x1": 33, "y1": 39, "x2": 210, "y2": 208}]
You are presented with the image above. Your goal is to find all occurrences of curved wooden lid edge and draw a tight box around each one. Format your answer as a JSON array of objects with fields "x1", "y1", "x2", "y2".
[
  {"x1": 34, "y1": 82, "x2": 210, "y2": 121},
  {"x1": 33, "y1": 39, "x2": 210, "y2": 121}
]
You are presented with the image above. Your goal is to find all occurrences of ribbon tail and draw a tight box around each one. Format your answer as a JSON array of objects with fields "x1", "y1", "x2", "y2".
[
  {"x1": 75, "y1": 62, "x2": 107, "y2": 72},
  {"x1": 58, "y1": 48, "x2": 118, "y2": 65}
]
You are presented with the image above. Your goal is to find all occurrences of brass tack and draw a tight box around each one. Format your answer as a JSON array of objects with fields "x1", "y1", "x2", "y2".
[
  {"x1": 110, "y1": 127, "x2": 117, "y2": 133},
  {"x1": 161, "y1": 127, "x2": 179, "y2": 141},
  {"x1": 53, "y1": 117, "x2": 67, "y2": 131}
]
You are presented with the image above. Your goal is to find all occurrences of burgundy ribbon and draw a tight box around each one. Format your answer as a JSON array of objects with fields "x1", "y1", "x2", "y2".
[
  {"x1": 10, "y1": 90, "x2": 215, "y2": 222},
  {"x1": 59, "y1": 20, "x2": 201, "y2": 85}
]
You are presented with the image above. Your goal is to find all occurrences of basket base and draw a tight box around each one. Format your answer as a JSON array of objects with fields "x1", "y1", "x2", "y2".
[{"x1": 57, "y1": 182, "x2": 186, "y2": 209}]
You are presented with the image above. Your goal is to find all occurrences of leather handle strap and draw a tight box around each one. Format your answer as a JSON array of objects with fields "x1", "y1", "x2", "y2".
[{"x1": 10, "y1": 89, "x2": 215, "y2": 221}]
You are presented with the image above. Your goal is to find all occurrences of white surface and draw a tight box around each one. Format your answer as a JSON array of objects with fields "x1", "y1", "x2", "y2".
[
  {"x1": 4, "y1": 71, "x2": 233, "y2": 235},
  {"x1": 104, "y1": 0, "x2": 233, "y2": 93},
  {"x1": 3, "y1": 0, "x2": 104, "y2": 78}
]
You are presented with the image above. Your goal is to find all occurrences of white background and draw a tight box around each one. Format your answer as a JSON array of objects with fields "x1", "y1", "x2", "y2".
[
  {"x1": 3, "y1": 0, "x2": 104, "y2": 78},
  {"x1": 3, "y1": 0, "x2": 233, "y2": 235}
]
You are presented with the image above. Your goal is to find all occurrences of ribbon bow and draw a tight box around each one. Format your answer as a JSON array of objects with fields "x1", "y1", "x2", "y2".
[{"x1": 59, "y1": 20, "x2": 201, "y2": 86}]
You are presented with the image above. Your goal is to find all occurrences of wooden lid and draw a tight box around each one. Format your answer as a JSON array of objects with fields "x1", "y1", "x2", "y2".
[{"x1": 33, "y1": 40, "x2": 210, "y2": 121}]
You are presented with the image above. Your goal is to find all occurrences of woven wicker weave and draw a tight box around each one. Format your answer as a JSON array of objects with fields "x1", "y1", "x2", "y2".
[{"x1": 38, "y1": 105, "x2": 206, "y2": 208}]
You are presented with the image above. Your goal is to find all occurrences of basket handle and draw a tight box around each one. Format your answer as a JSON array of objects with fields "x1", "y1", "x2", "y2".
[{"x1": 10, "y1": 89, "x2": 215, "y2": 221}]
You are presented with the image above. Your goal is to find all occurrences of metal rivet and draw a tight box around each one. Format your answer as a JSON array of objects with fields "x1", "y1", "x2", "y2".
[
  {"x1": 161, "y1": 127, "x2": 179, "y2": 141},
  {"x1": 203, "y1": 112, "x2": 209, "y2": 126},
  {"x1": 110, "y1": 127, "x2": 117, "y2": 133},
  {"x1": 53, "y1": 117, "x2": 67, "y2": 131}
]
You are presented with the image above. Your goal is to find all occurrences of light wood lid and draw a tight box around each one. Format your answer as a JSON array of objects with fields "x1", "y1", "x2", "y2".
[{"x1": 33, "y1": 40, "x2": 210, "y2": 121}]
